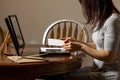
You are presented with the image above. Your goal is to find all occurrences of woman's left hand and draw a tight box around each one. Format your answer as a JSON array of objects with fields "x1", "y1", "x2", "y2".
[{"x1": 63, "y1": 37, "x2": 81, "y2": 52}]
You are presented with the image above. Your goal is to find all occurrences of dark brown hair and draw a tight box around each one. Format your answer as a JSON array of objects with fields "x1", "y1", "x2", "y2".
[{"x1": 79, "y1": 0, "x2": 120, "y2": 30}]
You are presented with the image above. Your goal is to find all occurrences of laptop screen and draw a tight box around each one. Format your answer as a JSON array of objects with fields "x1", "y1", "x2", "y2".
[{"x1": 5, "y1": 15, "x2": 25, "y2": 56}]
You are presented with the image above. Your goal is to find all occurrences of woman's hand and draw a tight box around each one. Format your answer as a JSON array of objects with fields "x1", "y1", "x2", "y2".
[{"x1": 62, "y1": 37, "x2": 81, "y2": 52}]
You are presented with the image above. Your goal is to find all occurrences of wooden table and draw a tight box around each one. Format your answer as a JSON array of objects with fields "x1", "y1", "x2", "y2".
[{"x1": 0, "y1": 45, "x2": 82, "y2": 80}]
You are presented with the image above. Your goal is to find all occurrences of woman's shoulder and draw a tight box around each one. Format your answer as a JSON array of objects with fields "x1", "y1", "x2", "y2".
[
  {"x1": 108, "y1": 13, "x2": 120, "y2": 21},
  {"x1": 104, "y1": 13, "x2": 120, "y2": 27},
  {"x1": 101, "y1": 13, "x2": 120, "y2": 33}
]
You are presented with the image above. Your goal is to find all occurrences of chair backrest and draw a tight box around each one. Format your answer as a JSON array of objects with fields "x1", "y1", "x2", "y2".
[{"x1": 42, "y1": 19, "x2": 89, "y2": 45}]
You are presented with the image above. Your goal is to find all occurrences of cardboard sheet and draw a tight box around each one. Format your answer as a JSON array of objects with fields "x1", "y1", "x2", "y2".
[{"x1": 7, "y1": 55, "x2": 47, "y2": 63}]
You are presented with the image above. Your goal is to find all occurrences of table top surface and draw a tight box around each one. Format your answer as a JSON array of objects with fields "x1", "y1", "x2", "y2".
[
  {"x1": 0, "y1": 52, "x2": 82, "y2": 66},
  {"x1": 0, "y1": 44, "x2": 82, "y2": 65},
  {"x1": 0, "y1": 44, "x2": 83, "y2": 78}
]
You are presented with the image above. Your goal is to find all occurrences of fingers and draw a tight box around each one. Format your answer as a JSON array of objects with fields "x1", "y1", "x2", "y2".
[
  {"x1": 63, "y1": 41, "x2": 72, "y2": 51},
  {"x1": 61, "y1": 37, "x2": 82, "y2": 52},
  {"x1": 64, "y1": 37, "x2": 74, "y2": 44},
  {"x1": 63, "y1": 41, "x2": 81, "y2": 52},
  {"x1": 60, "y1": 37, "x2": 75, "y2": 43}
]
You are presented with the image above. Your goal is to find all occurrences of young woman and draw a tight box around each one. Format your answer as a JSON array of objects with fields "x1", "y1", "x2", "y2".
[{"x1": 63, "y1": 0, "x2": 120, "y2": 80}]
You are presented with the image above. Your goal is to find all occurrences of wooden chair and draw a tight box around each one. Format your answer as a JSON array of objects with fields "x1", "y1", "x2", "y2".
[
  {"x1": 0, "y1": 31, "x2": 12, "y2": 59},
  {"x1": 0, "y1": 27, "x2": 4, "y2": 46},
  {"x1": 0, "y1": 27, "x2": 9, "y2": 59},
  {"x1": 42, "y1": 19, "x2": 89, "y2": 45}
]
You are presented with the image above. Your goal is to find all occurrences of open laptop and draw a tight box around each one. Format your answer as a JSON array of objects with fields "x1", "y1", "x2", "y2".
[{"x1": 5, "y1": 15, "x2": 40, "y2": 56}]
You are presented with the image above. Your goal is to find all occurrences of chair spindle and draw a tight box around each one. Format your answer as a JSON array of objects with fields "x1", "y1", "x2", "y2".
[
  {"x1": 83, "y1": 27, "x2": 89, "y2": 42},
  {"x1": 50, "y1": 28, "x2": 54, "y2": 38},
  {"x1": 62, "y1": 22, "x2": 66, "y2": 38},
  {"x1": 79, "y1": 29, "x2": 83, "y2": 42},
  {"x1": 56, "y1": 23, "x2": 61, "y2": 39},
  {"x1": 73, "y1": 24, "x2": 78, "y2": 40},
  {"x1": 68, "y1": 22, "x2": 72, "y2": 37}
]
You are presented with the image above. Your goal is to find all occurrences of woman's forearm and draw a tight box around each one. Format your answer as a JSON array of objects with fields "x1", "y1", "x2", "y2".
[
  {"x1": 80, "y1": 43, "x2": 116, "y2": 63},
  {"x1": 82, "y1": 42, "x2": 96, "y2": 49}
]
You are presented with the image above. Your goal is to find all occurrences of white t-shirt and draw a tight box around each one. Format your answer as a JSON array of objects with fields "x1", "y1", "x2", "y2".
[{"x1": 92, "y1": 13, "x2": 120, "y2": 69}]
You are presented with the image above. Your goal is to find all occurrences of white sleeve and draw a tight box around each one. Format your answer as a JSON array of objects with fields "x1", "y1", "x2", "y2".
[{"x1": 104, "y1": 18, "x2": 120, "y2": 53}]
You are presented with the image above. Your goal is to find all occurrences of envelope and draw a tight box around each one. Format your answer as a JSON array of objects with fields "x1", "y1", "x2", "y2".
[{"x1": 48, "y1": 38, "x2": 64, "y2": 46}]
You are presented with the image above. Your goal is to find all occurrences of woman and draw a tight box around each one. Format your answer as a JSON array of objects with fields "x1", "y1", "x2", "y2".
[{"x1": 63, "y1": 0, "x2": 120, "y2": 80}]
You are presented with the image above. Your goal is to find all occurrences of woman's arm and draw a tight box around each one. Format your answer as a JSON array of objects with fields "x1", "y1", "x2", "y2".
[
  {"x1": 79, "y1": 43, "x2": 116, "y2": 63},
  {"x1": 82, "y1": 42, "x2": 96, "y2": 49},
  {"x1": 63, "y1": 38, "x2": 116, "y2": 63}
]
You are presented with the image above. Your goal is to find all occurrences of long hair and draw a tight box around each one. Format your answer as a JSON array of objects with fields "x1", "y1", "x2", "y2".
[{"x1": 79, "y1": 0, "x2": 120, "y2": 30}]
